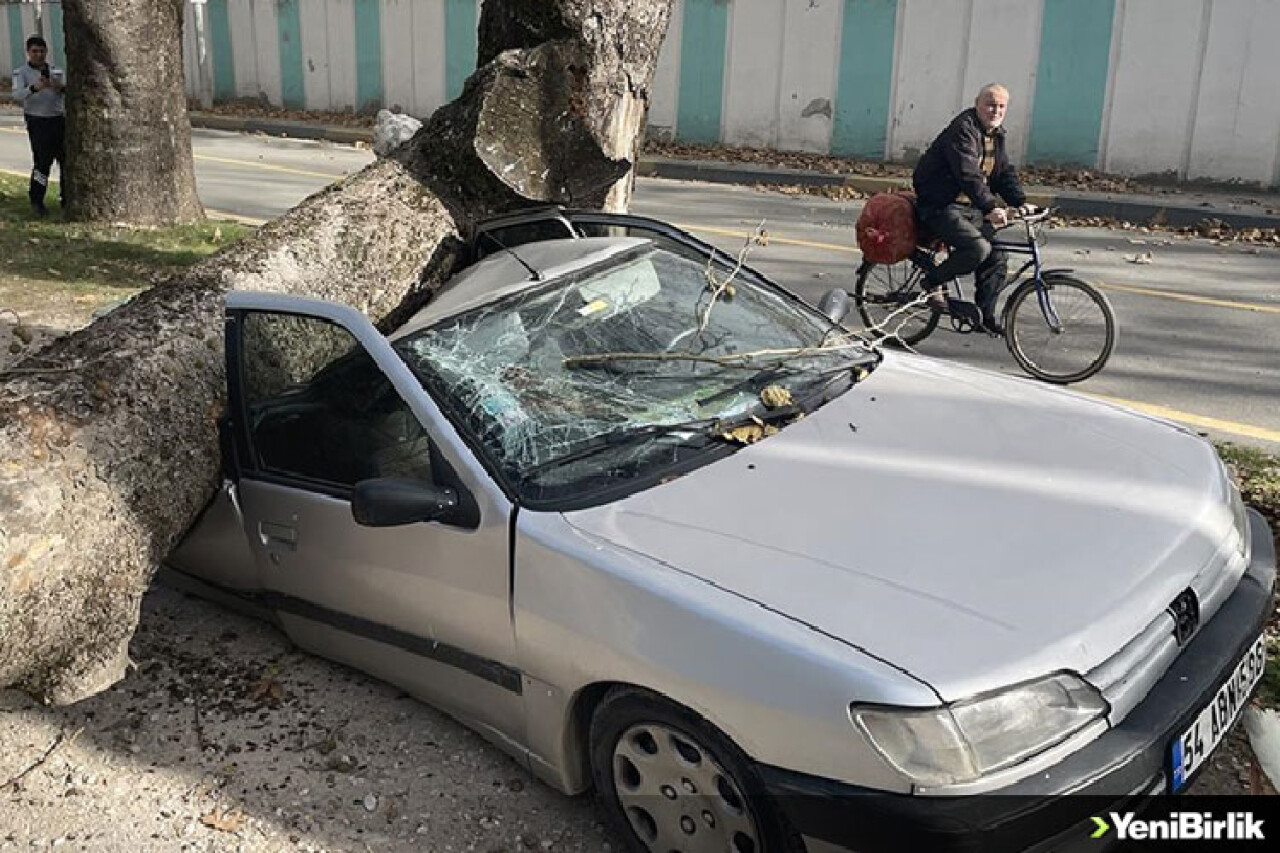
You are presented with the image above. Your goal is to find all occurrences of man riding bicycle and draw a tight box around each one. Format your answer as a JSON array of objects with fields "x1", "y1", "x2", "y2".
[{"x1": 913, "y1": 83, "x2": 1035, "y2": 335}]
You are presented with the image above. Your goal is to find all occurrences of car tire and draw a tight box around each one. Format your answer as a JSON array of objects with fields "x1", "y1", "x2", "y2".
[{"x1": 589, "y1": 686, "x2": 803, "y2": 853}]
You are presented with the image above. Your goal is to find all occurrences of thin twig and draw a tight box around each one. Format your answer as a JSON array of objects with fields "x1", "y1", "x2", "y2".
[
  {"x1": 696, "y1": 221, "x2": 765, "y2": 335},
  {"x1": 2, "y1": 727, "x2": 83, "y2": 792}
]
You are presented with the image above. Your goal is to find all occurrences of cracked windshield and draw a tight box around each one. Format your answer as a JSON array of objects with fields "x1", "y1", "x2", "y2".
[{"x1": 395, "y1": 242, "x2": 878, "y2": 501}]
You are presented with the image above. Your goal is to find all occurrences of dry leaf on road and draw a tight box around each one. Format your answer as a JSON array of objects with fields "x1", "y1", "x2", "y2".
[{"x1": 200, "y1": 806, "x2": 247, "y2": 833}]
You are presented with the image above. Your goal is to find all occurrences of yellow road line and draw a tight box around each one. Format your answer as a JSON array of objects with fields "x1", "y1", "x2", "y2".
[
  {"x1": 672, "y1": 222, "x2": 861, "y2": 255},
  {"x1": 206, "y1": 208, "x2": 266, "y2": 226},
  {"x1": 1087, "y1": 393, "x2": 1280, "y2": 444},
  {"x1": 193, "y1": 153, "x2": 347, "y2": 181},
  {"x1": 1095, "y1": 280, "x2": 1280, "y2": 315}
]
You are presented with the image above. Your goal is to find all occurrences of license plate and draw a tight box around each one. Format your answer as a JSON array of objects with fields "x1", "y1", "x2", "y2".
[{"x1": 1169, "y1": 633, "x2": 1267, "y2": 792}]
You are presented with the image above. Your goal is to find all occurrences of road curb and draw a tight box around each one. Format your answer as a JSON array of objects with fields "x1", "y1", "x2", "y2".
[
  {"x1": 192, "y1": 113, "x2": 372, "y2": 145},
  {"x1": 635, "y1": 156, "x2": 1280, "y2": 231},
  {"x1": 188, "y1": 114, "x2": 1280, "y2": 231}
]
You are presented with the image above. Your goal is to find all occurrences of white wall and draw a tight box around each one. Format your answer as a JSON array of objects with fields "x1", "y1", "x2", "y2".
[
  {"x1": 723, "y1": 0, "x2": 784, "y2": 149},
  {"x1": 1103, "y1": 0, "x2": 1209, "y2": 177},
  {"x1": 959, "y1": 0, "x2": 1043, "y2": 163},
  {"x1": 889, "y1": 0, "x2": 972, "y2": 160},
  {"x1": 646, "y1": 0, "x2": 683, "y2": 141},
  {"x1": 10, "y1": 0, "x2": 1272, "y2": 185},
  {"x1": 776, "y1": 0, "x2": 842, "y2": 153},
  {"x1": 1186, "y1": 0, "x2": 1280, "y2": 185}
]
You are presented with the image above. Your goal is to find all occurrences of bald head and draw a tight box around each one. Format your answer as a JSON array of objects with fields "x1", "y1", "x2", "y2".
[{"x1": 974, "y1": 84, "x2": 1009, "y2": 131}]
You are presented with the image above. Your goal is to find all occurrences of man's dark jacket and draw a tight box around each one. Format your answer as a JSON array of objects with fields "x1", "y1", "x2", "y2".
[{"x1": 912, "y1": 108, "x2": 1025, "y2": 214}]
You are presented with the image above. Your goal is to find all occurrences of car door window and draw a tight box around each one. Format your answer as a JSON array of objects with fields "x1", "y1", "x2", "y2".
[{"x1": 240, "y1": 311, "x2": 434, "y2": 489}]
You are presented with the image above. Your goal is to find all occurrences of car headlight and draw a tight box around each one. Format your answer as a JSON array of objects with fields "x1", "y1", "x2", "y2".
[
  {"x1": 850, "y1": 673, "x2": 1108, "y2": 787},
  {"x1": 1229, "y1": 482, "x2": 1251, "y2": 563}
]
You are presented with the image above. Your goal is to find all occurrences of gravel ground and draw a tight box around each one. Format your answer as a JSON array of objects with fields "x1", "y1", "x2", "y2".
[{"x1": 0, "y1": 584, "x2": 624, "y2": 853}]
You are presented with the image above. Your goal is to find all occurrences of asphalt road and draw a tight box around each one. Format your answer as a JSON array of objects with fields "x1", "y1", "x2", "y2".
[{"x1": 2, "y1": 116, "x2": 1277, "y2": 453}]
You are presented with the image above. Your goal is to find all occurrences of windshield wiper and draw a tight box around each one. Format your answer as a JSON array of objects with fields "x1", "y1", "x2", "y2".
[
  {"x1": 521, "y1": 418, "x2": 723, "y2": 479},
  {"x1": 696, "y1": 363, "x2": 803, "y2": 406},
  {"x1": 697, "y1": 348, "x2": 878, "y2": 407}
]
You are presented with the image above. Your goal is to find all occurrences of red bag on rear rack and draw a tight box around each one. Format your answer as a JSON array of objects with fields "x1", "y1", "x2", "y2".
[{"x1": 856, "y1": 191, "x2": 918, "y2": 265}]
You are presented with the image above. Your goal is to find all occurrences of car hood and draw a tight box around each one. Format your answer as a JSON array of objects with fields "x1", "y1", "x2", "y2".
[{"x1": 563, "y1": 354, "x2": 1234, "y2": 701}]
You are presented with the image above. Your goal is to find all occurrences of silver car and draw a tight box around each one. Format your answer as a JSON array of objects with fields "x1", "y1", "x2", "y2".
[{"x1": 169, "y1": 210, "x2": 1275, "y2": 853}]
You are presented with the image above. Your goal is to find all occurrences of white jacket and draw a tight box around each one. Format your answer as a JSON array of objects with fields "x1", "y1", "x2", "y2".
[{"x1": 11, "y1": 63, "x2": 65, "y2": 117}]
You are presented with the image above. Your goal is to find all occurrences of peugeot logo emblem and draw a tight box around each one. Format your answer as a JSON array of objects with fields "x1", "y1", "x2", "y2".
[{"x1": 1168, "y1": 589, "x2": 1200, "y2": 646}]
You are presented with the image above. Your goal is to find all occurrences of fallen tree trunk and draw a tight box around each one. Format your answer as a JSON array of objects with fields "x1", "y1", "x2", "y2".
[{"x1": 0, "y1": 0, "x2": 673, "y2": 705}]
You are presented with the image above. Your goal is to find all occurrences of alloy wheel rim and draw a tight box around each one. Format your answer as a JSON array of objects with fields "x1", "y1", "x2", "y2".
[{"x1": 611, "y1": 722, "x2": 761, "y2": 853}]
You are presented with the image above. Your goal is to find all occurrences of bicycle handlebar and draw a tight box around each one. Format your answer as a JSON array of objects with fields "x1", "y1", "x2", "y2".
[{"x1": 992, "y1": 205, "x2": 1052, "y2": 231}]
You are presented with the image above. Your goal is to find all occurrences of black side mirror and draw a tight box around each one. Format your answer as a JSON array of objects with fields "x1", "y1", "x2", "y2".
[
  {"x1": 817, "y1": 288, "x2": 850, "y2": 324},
  {"x1": 351, "y1": 478, "x2": 458, "y2": 527}
]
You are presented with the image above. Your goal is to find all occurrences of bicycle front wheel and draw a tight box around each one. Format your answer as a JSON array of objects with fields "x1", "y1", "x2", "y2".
[
  {"x1": 1005, "y1": 274, "x2": 1116, "y2": 384},
  {"x1": 853, "y1": 259, "x2": 940, "y2": 346}
]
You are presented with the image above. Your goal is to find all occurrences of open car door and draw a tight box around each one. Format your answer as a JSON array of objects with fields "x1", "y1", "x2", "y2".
[{"x1": 209, "y1": 292, "x2": 523, "y2": 738}]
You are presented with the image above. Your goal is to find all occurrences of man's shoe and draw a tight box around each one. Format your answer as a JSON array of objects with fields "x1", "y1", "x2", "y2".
[
  {"x1": 980, "y1": 315, "x2": 1005, "y2": 336},
  {"x1": 31, "y1": 202, "x2": 48, "y2": 218}
]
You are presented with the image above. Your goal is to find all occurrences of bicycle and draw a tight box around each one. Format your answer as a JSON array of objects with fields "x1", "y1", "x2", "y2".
[{"x1": 853, "y1": 207, "x2": 1116, "y2": 384}]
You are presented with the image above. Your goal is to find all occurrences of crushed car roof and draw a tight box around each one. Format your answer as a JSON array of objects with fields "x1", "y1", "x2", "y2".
[{"x1": 392, "y1": 237, "x2": 649, "y2": 338}]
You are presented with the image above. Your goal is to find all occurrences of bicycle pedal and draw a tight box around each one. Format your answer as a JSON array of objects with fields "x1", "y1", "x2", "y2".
[{"x1": 946, "y1": 299, "x2": 983, "y2": 332}]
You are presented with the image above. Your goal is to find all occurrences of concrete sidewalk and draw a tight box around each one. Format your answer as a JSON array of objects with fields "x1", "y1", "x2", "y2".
[{"x1": 185, "y1": 112, "x2": 1280, "y2": 232}]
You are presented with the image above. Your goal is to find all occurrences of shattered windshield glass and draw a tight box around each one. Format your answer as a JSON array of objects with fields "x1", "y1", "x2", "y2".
[{"x1": 394, "y1": 243, "x2": 877, "y2": 504}]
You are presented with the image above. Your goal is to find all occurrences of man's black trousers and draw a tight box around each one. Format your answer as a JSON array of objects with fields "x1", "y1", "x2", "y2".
[
  {"x1": 917, "y1": 203, "x2": 1008, "y2": 320},
  {"x1": 25, "y1": 113, "x2": 66, "y2": 208}
]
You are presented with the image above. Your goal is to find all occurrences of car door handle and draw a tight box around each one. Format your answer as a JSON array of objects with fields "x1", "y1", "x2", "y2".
[{"x1": 259, "y1": 521, "x2": 298, "y2": 552}]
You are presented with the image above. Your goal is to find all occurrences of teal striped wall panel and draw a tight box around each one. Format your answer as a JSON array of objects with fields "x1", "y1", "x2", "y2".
[
  {"x1": 832, "y1": 0, "x2": 897, "y2": 158},
  {"x1": 1027, "y1": 0, "x2": 1116, "y2": 166},
  {"x1": 208, "y1": 0, "x2": 236, "y2": 101},
  {"x1": 444, "y1": 0, "x2": 477, "y2": 100},
  {"x1": 6, "y1": 3, "x2": 23, "y2": 75},
  {"x1": 276, "y1": 0, "x2": 305, "y2": 109},
  {"x1": 676, "y1": 0, "x2": 729, "y2": 144},
  {"x1": 354, "y1": 0, "x2": 384, "y2": 111}
]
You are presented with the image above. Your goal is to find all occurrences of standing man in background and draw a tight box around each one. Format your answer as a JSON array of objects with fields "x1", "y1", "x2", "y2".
[
  {"x1": 11, "y1": 35, "x2": 67, "y2": 217},
  {"x1": 912, "y1": 83, "x2": 1034, "y2": 335}
]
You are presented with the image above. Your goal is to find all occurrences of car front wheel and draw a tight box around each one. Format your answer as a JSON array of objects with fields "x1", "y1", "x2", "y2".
[{"x1": 589, "y1": 687, "x2": 802, "y2": 853}]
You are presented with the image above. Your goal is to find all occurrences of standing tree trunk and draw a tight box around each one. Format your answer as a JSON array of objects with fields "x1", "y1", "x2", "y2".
[
  {"x1": 0, "y1": 0, "x2": 674, "y2": 705},
  {"x1": 62, "y1": 0, "x2": 204, "y2": 224}
]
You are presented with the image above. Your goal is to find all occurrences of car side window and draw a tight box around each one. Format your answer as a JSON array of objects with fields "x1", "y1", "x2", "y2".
[{"x1": 240, "y1": 312, "x2": 434, "y2": 489}]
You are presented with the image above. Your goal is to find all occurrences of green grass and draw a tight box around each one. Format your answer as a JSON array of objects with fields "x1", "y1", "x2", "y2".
[
  {"x1": 1216, "y1": 442, "x2": 1280, "y2": 525},
  {"x1": 0, "y1": 172, "x2": 249, "y2": 290},
  {"x1": 1260, "y1": 654, "x2": 1280, "y2": 707},
  {"x1": 1216, "y1": 442, "x2": 1280, "y2": 711}
]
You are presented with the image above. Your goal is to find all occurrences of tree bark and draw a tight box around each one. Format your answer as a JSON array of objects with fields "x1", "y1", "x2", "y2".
[
  {"x1": 62, "y1": 0, "x2": 204, "y2": 224},
  {"x1": 0, "y1": 0, "x2": 673, "y2": 705}
]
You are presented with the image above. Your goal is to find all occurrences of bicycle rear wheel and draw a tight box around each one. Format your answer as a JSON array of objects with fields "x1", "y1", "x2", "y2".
[
  {"x1": 1004, "y1": 274, "x2": 1116, "y2": 384},
  {"x1": 853, "y1": 259, "x2": 940, "y2": 346}
]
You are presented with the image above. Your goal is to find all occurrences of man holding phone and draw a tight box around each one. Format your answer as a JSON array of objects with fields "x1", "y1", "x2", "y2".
[{"x1": 11, "y1": 35, "x2": 66, "y2": 217}]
